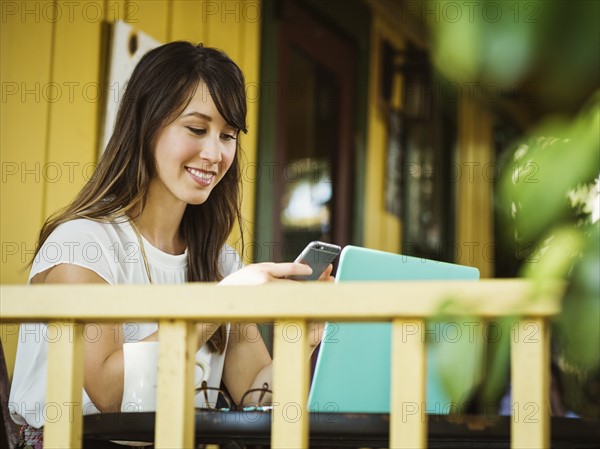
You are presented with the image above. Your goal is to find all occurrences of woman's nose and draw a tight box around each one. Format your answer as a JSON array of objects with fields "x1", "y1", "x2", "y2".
[{"x1": 198, "y1": 134, "x2": 222, "y2": 164}]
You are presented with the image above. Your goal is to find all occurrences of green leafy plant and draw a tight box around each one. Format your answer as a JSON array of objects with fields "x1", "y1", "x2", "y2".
[
  {"x1": 423, "y1": 0, "x2": 600, "y2": 417},
  {"x1": 497, "y1": 99, "x2": 599, "y2": 417}
]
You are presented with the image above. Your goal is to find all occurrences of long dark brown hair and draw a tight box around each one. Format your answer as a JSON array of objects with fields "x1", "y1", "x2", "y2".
[{"x1": 32, "y1": 42, "x2": 248, "y2": 353}]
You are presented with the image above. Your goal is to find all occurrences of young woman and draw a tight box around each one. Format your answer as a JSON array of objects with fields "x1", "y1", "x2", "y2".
[{"x1": 9, "y1": 41, "x2": 332, "y2": 447}]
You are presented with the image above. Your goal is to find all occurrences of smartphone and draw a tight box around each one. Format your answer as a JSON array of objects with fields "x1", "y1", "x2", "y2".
[{"x1": 288, "y1": 241, "x2": 342, "y2": 281}]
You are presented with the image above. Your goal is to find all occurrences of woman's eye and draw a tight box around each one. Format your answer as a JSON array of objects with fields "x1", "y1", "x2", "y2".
[
  {"x1": 187, "y1": 127, "x2": 205, "y2": 135},
  {"x1": 221, "y1": 133, "x2": 237, "y2": 142}
]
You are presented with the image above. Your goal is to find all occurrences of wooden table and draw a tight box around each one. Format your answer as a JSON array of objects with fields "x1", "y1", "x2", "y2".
[{"x1": 83, "y1": 411, "x2": 600, "y2": 448}]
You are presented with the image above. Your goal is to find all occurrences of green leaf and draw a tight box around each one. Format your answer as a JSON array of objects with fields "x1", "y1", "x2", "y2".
[
  {"x1": 554, "y1": 225, "x2": 600, "y2": 371},
  {"x1": 478, "y1": 317, "x2": 513, "y2": 409},
  {"x1": 431, "y1": 317, "x2": 485, "y2": 408},
  {"x1": 520, "y1": 226, "x2": 585, "y2": 280},
  {"x1": 498, "y1": 100, "x2": 600, "y2": 244}
]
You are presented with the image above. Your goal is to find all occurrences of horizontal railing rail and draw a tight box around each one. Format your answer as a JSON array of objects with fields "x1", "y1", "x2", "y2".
[{"x1": 1, "y1": 279, "x2": 563, "y2": 449}]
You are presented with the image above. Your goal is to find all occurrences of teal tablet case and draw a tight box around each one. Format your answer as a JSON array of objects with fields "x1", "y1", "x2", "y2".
[{"x1": 308, "y1": 245, "x2": 480, "y2": 414}]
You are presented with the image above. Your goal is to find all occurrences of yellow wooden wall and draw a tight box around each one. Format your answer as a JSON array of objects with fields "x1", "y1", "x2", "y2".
[
  {"x1": 363, "y1": 14, "x2": 404, "y2": 252},
  {"x1": 457, "y1": 99, "x2": 494, "y2": 278},
  {"x1": 1, "y1": 0, "x2": 260, "y2": 284},
  {"x1": 363, "y1": 7, "x2": 494, "y2": 276},
  {"x1": 1, "y1": 0, "x2": 261, "y2": 377}
]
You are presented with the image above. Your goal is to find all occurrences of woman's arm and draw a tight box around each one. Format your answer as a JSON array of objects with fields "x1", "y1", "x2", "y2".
[
  {"x1": 222, "y1": 328, "x2": 324, "y2": 407},
  {"x1": 220, "y1": 263, "x2": 333, "y2": 406},
  {"x1": 35, "y1": 263, "x2": 125, "y2": 412},
  {"x1": 221, "y1": 323, "x2": 272, "y2": 406},
  {"x1": 33, "y1": 263, "x2": 221, "y2": 412}
]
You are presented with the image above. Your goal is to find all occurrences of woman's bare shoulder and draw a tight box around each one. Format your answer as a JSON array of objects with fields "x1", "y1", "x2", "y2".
[{"x1": 30, "y1": 262, "x2": 109, "y2": 285}]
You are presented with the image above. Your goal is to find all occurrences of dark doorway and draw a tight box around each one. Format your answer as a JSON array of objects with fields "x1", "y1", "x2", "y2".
[{"x1": 273, "y1": 0, "x2": 356, "y2": 261}]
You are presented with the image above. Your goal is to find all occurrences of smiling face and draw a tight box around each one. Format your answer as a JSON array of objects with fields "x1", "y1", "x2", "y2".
[{"x1": 150, "y1": 81, "x2": 239, "y2": 208}]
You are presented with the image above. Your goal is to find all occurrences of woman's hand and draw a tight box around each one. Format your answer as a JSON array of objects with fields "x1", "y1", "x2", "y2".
[
  {"x1": 219, "y1": 262, "x2": 313, "y2": 285},
  {"x1": 318, "y1": 263, "x2": 335, "y2": 282},
  {"x1": 220, "y1": 262, "x2": 335, "y2": 402},
  {"x1": 308, "y1": 321, "x2": 325, "y2": 353},
  {"x1": 308, "y1": 263, "x2": 334, "y2": 352}
]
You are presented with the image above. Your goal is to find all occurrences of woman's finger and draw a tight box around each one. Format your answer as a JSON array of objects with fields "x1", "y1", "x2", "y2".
[
  {"x1": 261, "y1": 262, "x2": 313, "y2": 279},
  {"x1": 318, "y1": 264, "x2": 334, "y2": 281}
]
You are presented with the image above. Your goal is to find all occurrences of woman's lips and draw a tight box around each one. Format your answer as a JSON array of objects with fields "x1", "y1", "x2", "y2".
[{"x1": 186, "y1": 167, "x2": 215, "y2": 186}]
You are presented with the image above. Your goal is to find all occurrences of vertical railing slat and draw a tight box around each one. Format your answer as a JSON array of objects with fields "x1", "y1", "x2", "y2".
[
  {"x1": 272, "y1": 319, "x2": 309, "y2": 449},
  {"x1": 44, "y1": 322, "x2": 84, "y2": 449},
  {"x1": 390, "y1": 319, "x2": 427, "y2": 449},
  {"x1": 511, "y1": 318, "x2": 550, "y2": 449},
  {"x1": 155, "y1": 320, "x2": 196, "y2": 448}
]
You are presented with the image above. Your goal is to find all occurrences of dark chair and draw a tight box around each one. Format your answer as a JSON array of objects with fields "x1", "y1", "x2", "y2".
[{"x1": 0, "y1": 339, "x2": 19, "y2": 449}]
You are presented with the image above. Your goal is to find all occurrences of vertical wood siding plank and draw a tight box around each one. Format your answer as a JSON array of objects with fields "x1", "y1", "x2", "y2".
[{"x1": 0, "y1": 1, "x2": 53, "y2": 284}]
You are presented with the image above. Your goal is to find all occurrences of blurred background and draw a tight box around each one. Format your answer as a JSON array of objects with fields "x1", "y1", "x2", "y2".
[{"x1": 1, "y1": 0, "x2": 598, "y2": 418}]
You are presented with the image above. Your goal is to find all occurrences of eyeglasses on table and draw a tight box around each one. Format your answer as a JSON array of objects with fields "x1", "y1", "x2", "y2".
[{"x1": 195, "y1": 381, "x2": 272, "y2": 412}]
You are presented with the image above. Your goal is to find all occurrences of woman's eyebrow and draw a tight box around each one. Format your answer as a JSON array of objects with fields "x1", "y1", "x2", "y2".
[
  {"x1": 182, "y1": 111, "x2": 236, "y2": 131},
  {"x1": 182, "y1": 111, "x2": 212, "y2": 121}
]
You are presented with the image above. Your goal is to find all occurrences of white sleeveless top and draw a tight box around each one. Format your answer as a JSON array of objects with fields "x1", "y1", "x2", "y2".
[{"x1": 9, "y1": 218, "x2": 242, "y2": 428}]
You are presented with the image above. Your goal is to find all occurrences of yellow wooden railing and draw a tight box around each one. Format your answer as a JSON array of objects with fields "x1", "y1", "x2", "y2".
[{"x1": 1, "y1": 279, "x2": 563, "y2": 449}]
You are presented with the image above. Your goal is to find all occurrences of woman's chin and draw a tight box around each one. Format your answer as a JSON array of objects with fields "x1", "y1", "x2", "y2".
[{"x1": 185, "y1": 194, "x2": 211, "y2": 206}]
